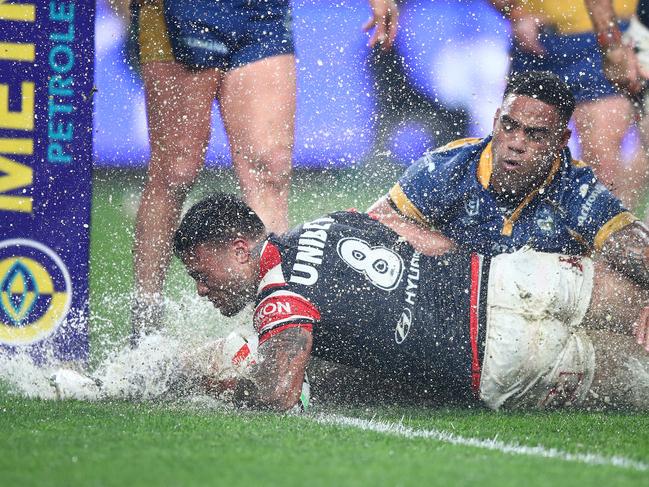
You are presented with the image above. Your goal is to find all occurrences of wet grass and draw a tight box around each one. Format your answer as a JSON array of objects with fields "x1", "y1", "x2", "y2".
[{"x1": 1, "y1": 396, "x2": 647, "y2": 487}]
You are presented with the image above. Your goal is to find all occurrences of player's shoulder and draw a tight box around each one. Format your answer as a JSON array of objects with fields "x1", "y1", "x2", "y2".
[
  {"x1": 430, "y1": 137, "x2": 484, "y2": 154},
  {"x1": 555, "y1": 149, "x2": 597, "y2": 186},
  {"x1": 554, "y1": 153, "x2": 624, "y2": 209},
  {"x1": 257, "y1": 238, "x2": 289, "y2": 295},
  {"x1": 411, "y1": 137, "x2": 487, "y2": 176}
]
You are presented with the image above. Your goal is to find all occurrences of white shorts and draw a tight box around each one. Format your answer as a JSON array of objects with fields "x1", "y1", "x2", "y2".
[{"x1": 479, "y1": 250, "x2": 596, "y2": 410}]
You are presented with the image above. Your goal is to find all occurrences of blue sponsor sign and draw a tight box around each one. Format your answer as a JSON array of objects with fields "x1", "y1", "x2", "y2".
[{"x1": 0, "y1": 0, "x2": 94, "y2": 361}]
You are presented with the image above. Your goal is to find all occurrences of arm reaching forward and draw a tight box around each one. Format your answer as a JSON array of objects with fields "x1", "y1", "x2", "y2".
[
  {"x1": 233, "y1": 327, "x2": 312, "y2": 411},
  {"x1": 367, "y1": 197, "x2": 457, "y2": 256}
]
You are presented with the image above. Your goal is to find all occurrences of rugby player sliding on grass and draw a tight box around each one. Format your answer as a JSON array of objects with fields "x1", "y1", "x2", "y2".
[{"x1": 173, "y1": 193, "x2": 649, "y2": 412}]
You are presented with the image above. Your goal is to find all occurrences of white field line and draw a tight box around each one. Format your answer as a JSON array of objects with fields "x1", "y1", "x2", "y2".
[{"x1": 312, "y1": 413, "x2": 649, "y2": 472}]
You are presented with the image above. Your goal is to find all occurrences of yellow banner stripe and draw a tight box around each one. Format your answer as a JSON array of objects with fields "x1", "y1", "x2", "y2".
[
  {"x1": 0, "y1": 1, "x2": 36, "y2": 22},
  {"x1": 0, "y1": 42, "x2": 35, "y2": 62}
]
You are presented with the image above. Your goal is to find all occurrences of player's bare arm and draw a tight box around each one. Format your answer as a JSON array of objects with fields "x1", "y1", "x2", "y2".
[
  {"x1": 488, "y1": 0, "x2": 545, "y2": 55},
  {"x1": 584, "y1": 0, "x2": 647, "y2": 95},
  {"x1": 599, "y1": 222, "x2": 649, "y2": 348},
  {"x1": 600, "y1": 221, "x2": 649, "y2": 288},
  {"x1": 234, "y1": 327, "x2": 312, "y2": 411},
  {"x1": 363, "y1": 0, "x2": 399, "y2": 51},
  {"x1": 367, "y1": 197, "x2": 456, "y2": 256}
]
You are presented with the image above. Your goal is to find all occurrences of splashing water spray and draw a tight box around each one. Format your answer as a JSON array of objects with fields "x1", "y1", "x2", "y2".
[{"x1": 0, "y1": 290, "x2": 258, "y2": 404}]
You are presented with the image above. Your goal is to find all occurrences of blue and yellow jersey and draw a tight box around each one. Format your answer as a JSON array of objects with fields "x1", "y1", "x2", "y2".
[
  {"x1": 389, "y1": 137, "x2": 636, "y2": 256},
  {"x1": 518, "y1": 0, "x2": 637, "y2": 34}
]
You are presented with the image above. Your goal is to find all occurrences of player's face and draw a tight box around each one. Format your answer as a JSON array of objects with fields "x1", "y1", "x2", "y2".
[
  {"x1": 181, "y1": 241, "x2": 257, "y2": 317},
  {"x1": 491, "y1": 95, "x2": 570, "y2": 198}
]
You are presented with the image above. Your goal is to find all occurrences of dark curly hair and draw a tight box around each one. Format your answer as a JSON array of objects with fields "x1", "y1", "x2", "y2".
[
  {"x1": 504, "y1": 70, "x2": 576, "y2": 123},
  {"x1": 173, "y1": 193, "x2": 266, "y2": 256}
]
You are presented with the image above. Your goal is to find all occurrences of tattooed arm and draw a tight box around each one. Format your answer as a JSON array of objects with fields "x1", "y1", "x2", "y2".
[
  {"x1": 600, "y1": 221, "x2": 649, "y2": 289},
  {"x1": 599, "y1": 222, "x2": 649, "y2": 349},
  {"x1": 233, "y1": 327, "x2": 312, "y2": 411}
]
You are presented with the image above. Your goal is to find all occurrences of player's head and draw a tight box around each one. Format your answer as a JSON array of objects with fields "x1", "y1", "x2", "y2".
[
  {"x1": 491, "y1": 70, "x2": 574, "y2": 198},
  {"x1": 174, "y1": 194, "x2": 267, "y2": 317}
]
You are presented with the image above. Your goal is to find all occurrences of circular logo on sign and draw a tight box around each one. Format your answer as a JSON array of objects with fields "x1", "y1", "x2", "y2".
[{"x1": 0, "y1": 239, "x2": 72, "y2": 345}]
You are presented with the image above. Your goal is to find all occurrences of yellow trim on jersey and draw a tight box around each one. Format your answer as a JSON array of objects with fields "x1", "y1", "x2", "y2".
[
  {"x1": 137, "y1": 0, "x2": 174, "y2": 64},
  {"x1": 571, "y1": 158, "x2": 588, "y2": 168},
  {"x1": 518, "y1": 0, "x2": 636, "y2": 35},
  {"x1": 593, "y1": 211, "x2": 638, "y2": 251},
  {"x1": 432, "y1": 137, "x2": 482, "y2": 154},
  {"x1": 477, "y1": 142, "x2": 493, "y2": 189},
  {"x1": 388, "y1": 184, "x2": 428, "y2": 226},
  {"x1": 476, "y1": 142, "x2": 562, "y2": 237},
  {"x1": 567, "y1": 228, "x2": 590, "y2": 250},
  {"x1": 502, "y1": 156, "x2": 562, "y2": 237}
]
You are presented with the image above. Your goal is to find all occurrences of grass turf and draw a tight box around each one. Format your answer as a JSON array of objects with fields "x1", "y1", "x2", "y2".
[
  {"x1": 1, "y1": 397, "x2": 647, "y2": 487},
  {"x1": 1, "y1": 167, "x2": 648, "y2": 486}
]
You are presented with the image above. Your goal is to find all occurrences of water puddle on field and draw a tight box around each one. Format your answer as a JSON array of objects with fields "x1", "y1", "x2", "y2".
[{"x1": 0, "y1": 291, "x2": 255, "y2": 403}]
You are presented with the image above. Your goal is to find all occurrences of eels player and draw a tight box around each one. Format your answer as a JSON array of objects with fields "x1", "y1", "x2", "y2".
[
  {"x1": 369, "y1": 71, "x2": 649, "y2": 304},
  {"x1": 489, "y1": 0, "x2": 641, "y2": 209}
]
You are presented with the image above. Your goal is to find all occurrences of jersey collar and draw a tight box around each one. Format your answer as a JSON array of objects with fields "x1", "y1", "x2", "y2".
[{"x1": 476, "y1": 140, "x2": 562, "y2": 236}]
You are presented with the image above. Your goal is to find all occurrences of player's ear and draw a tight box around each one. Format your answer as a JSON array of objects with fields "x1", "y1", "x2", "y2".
[
  {"x1": 493, "y1": 108, "x2": 501, "y2": 131},
  {"x1": 232, "y1": 238, "x2": 251, "y2": 264},
  {"x1": 559, "y1": 127, "x2": 571, "y2": 149}
]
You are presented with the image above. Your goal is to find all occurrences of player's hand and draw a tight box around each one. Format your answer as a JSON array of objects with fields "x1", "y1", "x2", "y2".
[
  {"x1": 363, "y1": 0, "x2": 399, "y2": 51},
  {"x1": 511, "y1": 14, "x2": 545, "y2": 56},
  {"x1": 633, "y1": 305, "x2": 649, "y2": 352},
  {"x1": 602, "y1": 43, "x2": 649, "y2": 96}
]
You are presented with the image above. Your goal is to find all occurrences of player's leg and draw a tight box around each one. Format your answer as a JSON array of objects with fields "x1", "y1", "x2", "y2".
[
  {"x1": 572, "y1": 96, "x2": 636, "y2": 207},
  {"x1": 581, "y1": 330, "x2": 649, "y2": 410},
  {"x1": 132, "y1": 62, "x2": 222, "y2": 332},
  {"x1": 218, "y1": 54, "x2": 296, "y2": 234},
  {"x1": 623, "y1": 16, "x2": 649, "y2": 215}
]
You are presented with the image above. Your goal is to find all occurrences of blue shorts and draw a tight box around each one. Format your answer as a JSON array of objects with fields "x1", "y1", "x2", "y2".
[
  {"x1": 509, "y1": 25, "x2": 628, "y2": 103},
  {"x1": 131, "y1": 0, "x2": 295, "y2": 70}
]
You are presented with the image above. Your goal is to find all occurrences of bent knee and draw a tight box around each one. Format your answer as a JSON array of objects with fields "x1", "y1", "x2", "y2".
[
  {"x1": 241, "y1": 145, "x2": 293, "y2": 190},
  {"x1": 147, "y1": 154, "x2": 203, "y2": 194}
]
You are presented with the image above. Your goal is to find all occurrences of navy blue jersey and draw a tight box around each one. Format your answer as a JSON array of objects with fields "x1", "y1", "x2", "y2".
[
  {"x1": 641, "y1": 0, "x2": 649, "y2": 27},
  {"x1": 253, "y1": 211, "x2": 488, "y2": 400},
  {"x1": 389, "y1": 137, "x2": 636, "y2": 256}
]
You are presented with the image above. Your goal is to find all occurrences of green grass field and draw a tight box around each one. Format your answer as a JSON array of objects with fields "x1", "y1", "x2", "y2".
[{"x1": 2, "y1": 167, "x2": 649, "y2": 486}]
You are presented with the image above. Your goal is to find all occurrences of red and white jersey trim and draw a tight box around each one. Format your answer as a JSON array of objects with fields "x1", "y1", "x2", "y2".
[
  {"x1": 469, "y1": 253, "x2": 483, "y2": 395},
  {"x1": 254, "y1": 289, "x2": 320, "y2": 336},
  {"x1": 257, "y1": 241, "x2": 286, "y2": 293}
]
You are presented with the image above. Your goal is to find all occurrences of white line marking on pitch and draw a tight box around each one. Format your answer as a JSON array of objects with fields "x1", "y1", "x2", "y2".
[{"x1": 312, "y1": 413, "x2": 648, "y2": 472}]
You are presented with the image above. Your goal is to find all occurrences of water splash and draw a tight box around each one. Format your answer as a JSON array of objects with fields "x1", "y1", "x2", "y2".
[{"x1": 0, "y1": 290, "x2": 256, "y2": 402}]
